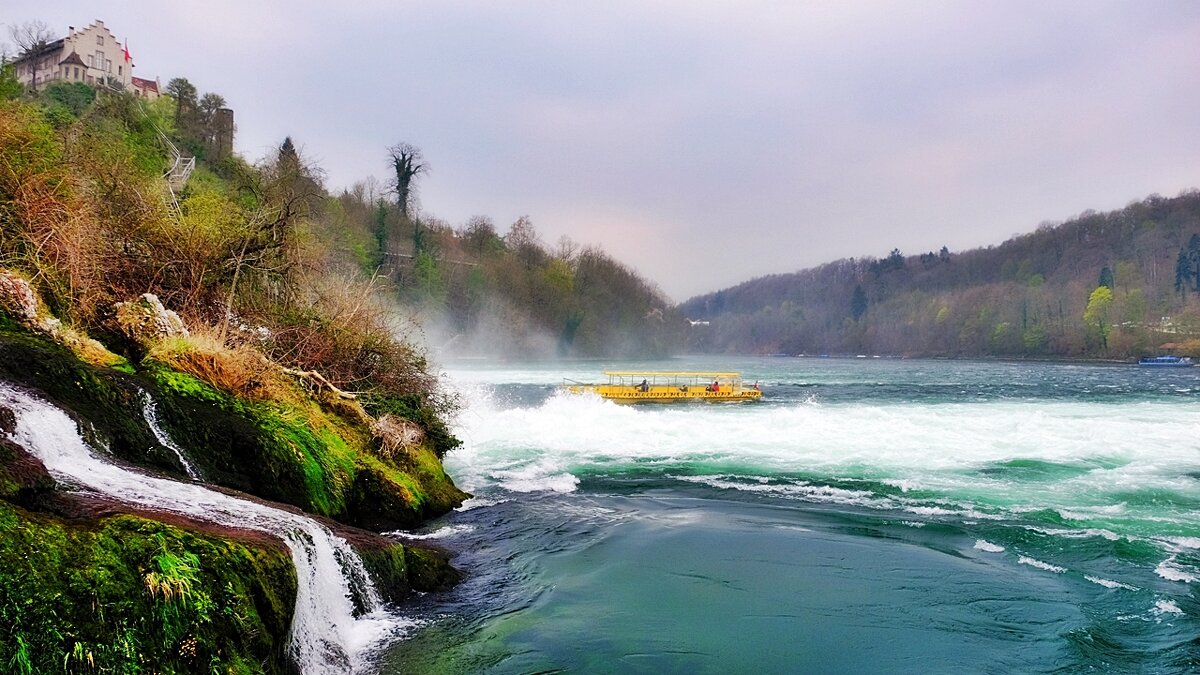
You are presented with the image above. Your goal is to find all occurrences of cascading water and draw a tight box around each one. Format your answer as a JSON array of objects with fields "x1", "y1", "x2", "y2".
[
  {"x1": 140, "y1": 391, "x2": 202, "y2": 480},
  {"x1": 0, "y1": 381, "x2": 408, "y2": 674}
]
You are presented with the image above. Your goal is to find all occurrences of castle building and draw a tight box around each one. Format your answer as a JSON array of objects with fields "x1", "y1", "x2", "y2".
[{"x1": 11, "y1": 19, "x2": 158, "y2": 98}]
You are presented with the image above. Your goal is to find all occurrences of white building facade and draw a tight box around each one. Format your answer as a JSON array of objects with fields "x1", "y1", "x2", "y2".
[{"x1": 13, "y1": 20, "x2": 136, "y2": 92}]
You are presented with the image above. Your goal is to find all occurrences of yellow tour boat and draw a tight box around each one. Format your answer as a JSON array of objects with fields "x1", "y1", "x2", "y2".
[{"x1": 565, "y1": 372, "x2": 762, "y2": 403}]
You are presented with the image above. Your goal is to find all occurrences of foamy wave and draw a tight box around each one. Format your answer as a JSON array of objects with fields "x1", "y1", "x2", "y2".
[
  {"x1": 1084, "y1": 575, "x2": 1138, "y2": 591},
  {"x1": 1058, "y1": 503, "x2": 1128, "y2": 521},
  {"x1": 446, "y1": 375, "x2": 1200, "y2": 541},
  {"x1": 1029, "y1": 526, "x2": 1122, "y2": 541},
  {"x1": 883, "y1": 478, "x2": 919, "y2": 493},
  {"x1": 499, "y1": 473, "x2": 579, "y2": 493},
  {"x1": 1018, "y1": 556, "x2": 1066, "y2": 573},
  {"x1": 905, "y1": 505, "x2": 957, "y2": 517},
  {"x1": 387, "y1": 524, "x2": 478, "y2": 540},
  {"x1": 974, "y1": 540, "x2": 1005, "y2": 553},
  {"x1": 674, "y1": 475, "x2": 880, "y2": 506},
  {"x1": 1162, "y1": 536, "x2": 1200, "y2": 551},
  {"x1": 454, "y1": 496, "x2": 509, "y2": 512},
  {"x1": 1153, "y1": 599, "x2": 1184, "y2": 615},
  {"x1": 1155, "y1": 557, "x2": 1198, "y2": 583}
]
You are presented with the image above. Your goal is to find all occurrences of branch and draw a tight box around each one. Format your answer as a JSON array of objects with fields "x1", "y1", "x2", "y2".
[{"x1": 276, "y1": 362, "x2": 357, "y2": 400}]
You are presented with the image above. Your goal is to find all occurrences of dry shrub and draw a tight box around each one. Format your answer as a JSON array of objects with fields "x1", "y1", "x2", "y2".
[
  {"x1": 149, "y1": 329, "x2": 287, "y2": 401},
  {"x1": 263, "y1": 273, "x2": 439, "y2": 402},
  {"x1": 0, "y1": 104, "x2": 106, "y2": 321},
  {"x1": 371, "y1": 413, "x2": 425, "y2": 461}
]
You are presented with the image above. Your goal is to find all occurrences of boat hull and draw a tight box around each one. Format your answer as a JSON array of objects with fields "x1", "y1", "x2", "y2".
[{"x1": 567, "y1": 385, "x2": 762, "y2": 403}]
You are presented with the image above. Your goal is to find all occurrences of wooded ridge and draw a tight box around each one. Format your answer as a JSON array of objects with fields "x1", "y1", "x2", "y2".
[{"x1": 680, "y1": 192, "x2": 1200, "y2": 359}]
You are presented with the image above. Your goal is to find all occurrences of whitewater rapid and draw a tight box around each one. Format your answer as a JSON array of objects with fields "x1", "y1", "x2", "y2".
[
  {"x1": 444, "y1": 368, "x2": 1200, "y2": 583},
  {"x1": 0, "y1": 382, "x2": 408, "y2": 674}
]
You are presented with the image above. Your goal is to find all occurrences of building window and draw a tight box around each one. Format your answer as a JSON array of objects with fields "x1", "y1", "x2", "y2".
[
  {"x1": 97, "y1": 35, "x2": 104, "y2": 46},
  {"x1": 74, "y1": 66, "x2": 80, "y2": 79},
  {"x1": 118, "y1": 65, "x2": 122, "y2": 76},
  {"x1": 106, "y1": 59, "x2": 112, "y2": 72},
  {"x1": 86, "y1": 54, "x2": 93, "y2": 67}
]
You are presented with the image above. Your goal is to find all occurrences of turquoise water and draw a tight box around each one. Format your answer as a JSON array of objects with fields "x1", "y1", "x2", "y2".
[{"x1": 381, "y1": 357, "x2": 1200, "y2": 673}]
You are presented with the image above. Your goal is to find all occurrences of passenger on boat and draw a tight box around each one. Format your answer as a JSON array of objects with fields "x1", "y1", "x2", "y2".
[
  {"x1": 710, "y1": 380, "x2": 720, "y2": 392},
  {"x1": 638, "y1": 379, "x2": 649, "y2": 392}
]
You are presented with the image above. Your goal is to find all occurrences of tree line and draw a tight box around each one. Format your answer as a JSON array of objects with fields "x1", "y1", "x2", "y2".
[
  {"x1": 305, "y1": 143, "x2": 682, "y2": 359},
  {"x1": 681, "y1": 192, "x2": 1200, "y2": 359}
]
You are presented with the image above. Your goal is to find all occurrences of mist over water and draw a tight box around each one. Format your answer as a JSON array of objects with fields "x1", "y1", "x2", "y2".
[{"x1": 384, "y1": 357, "x2": 1200, "y2": 673}]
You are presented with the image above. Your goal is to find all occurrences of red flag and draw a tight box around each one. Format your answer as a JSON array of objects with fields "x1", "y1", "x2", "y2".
[{"x1": 123, "y1": 40, "x2": 131, "y2": 63}]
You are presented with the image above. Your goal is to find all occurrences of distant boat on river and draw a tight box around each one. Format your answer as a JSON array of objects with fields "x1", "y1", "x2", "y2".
[
  {"x1": 565, "y1": 371, "x2": 763, "y2": 403},
  {"x1": 1137, "y1": 355, "x2": 1194, "y2": 367}
]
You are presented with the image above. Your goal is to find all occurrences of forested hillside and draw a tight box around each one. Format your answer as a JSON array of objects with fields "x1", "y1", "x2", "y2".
[
  {"x1": 313, "y1": 155, "x2": 682, "y2": 359},
  {"x1": 681, "y1": 192, "x2": 1200, "y2": 359},
  {"x1": 0, "y1": 63, "x2": 468, "y2": 670}
]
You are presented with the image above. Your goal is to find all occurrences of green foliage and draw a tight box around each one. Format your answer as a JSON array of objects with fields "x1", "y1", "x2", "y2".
[
  {"x1": 40, "y1": 82, "x2": 96, "y2": 119},
  {"x1": 413, "y1": 250, "x2": 444, "y2": 304},
  {"x1": 1084, "y1": 285, "x2": 1114, "y2": 349},
  {"x1": 0, "y1": 63, "x2": 22, "y2": 101},
  {"x1": 0, "y1": 502, "x2": 296, "y2": 674},
  {"x1": 148, "y1": 363, "x2": 465, "y2": 524}
]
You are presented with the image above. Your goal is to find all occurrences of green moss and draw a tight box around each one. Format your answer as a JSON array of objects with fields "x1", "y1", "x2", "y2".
[
  {"x1": 0, "y1": 332, "x2": 181, "y2": 475},
  {"x1": 147, "y1": 363, "x2": 466, "y2": 524},
  {"x1": 404, "y1": 545, "x2": 462, "y2": 592},
  {"x1": 356, "y1": 539, "x2": 461, "y2": 605},
  {"x1": 147, "y1": 365, "x2": 365, "y2": 517},
  {"x1": 0, "y1": 502, "x2": 297, "y2": 673},
  {"x1": 356, "y1": 543, "x2": 410, "y2": 606}
]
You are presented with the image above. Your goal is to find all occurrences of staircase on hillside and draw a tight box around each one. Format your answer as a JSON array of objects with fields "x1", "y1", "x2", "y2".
[
  {"x1": 153, "y1": 121, "x2": 193, "y2": 216},
  {"x1": 99, "y1": 83, "x2": 195, "y2": 216}
]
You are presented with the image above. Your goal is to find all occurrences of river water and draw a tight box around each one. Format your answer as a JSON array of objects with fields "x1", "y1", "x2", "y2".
[{"x1": 381, "y1": 356, "x2": 1200, "y2": 674}]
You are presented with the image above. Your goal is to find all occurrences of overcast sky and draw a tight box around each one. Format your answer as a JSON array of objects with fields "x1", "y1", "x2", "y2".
[{"x1": 6, "y1": 2, "x2": 1200, "y2": 301}]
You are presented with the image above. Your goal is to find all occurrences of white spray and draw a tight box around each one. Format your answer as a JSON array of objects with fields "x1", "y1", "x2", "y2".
[{"x1": 0, "y1": 382, "x2": 408, "y2": 674}]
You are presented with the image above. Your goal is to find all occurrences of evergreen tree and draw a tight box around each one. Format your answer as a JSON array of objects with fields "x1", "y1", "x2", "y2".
[
  {"x1": 1098, "y1": 266, "x2": 1114, "y2": 290},
  {"x1": 851, "y1": 285, "x2": 868, "y2": 320},
  {"x1": 1175, "y1": 249, "x2": 1190, "y2": 296}
]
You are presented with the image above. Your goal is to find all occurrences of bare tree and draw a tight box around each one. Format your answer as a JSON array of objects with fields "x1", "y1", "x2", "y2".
[
  {"x1": 8, "y1": 20, "x2": 54, "y2": 56},
  {"x1": 387, "y1": 143, "x2": 426, "y2": 219}
]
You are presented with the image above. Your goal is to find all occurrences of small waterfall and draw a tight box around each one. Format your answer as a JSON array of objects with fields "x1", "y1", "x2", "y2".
[
  {"x1": 0, "y1": 382, "x2": 410, "y2": 674},
  {"x1": 140, "y1": 391, "x2": 202, "y2": 480}
]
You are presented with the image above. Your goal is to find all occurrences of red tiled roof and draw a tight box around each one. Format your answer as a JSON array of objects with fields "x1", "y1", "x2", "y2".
[{"x1": 131, "y1": 76, "x2": 159, "y2": 93}]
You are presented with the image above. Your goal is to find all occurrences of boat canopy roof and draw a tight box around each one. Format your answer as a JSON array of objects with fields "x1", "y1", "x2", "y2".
[{"x1": 604, "y1": 371, "x2": 742, "y2": 378}]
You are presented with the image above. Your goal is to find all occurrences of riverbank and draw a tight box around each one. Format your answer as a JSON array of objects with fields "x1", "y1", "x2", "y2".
[{"x1": 0, "y1": 280, "x2": 467, "y2": 672}]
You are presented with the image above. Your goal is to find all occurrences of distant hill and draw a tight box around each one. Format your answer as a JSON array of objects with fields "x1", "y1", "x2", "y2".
[{"x1": 679, "y1": 192, "x2": 1200, "y2": 358}]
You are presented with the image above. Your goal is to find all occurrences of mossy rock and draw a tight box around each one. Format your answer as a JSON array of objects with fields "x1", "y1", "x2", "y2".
[
  {"x1": 0, "y1": 328, "x2": 466, "y2": 534},
  {"x1": 404, "y1": 544, "x2": 462, "y2": 592},
  {"x1": 0, "y1": 332, "x2": 183, "y2": 475},
  {"x1": 146, "y1": 365, "x2": 357, "y2": 517},
  {"x1": 354, "y1": 538, "x2": 461, "y2": 605},
  {"x1": 0, "y1": 501, "x2": 298, "y2": 674},
  {"x1": 0, "y1": 437, "x2": 56, "y2": 509},
  {"x1": 148, "y1": 364, "x2": 467, "y2": 527}
]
